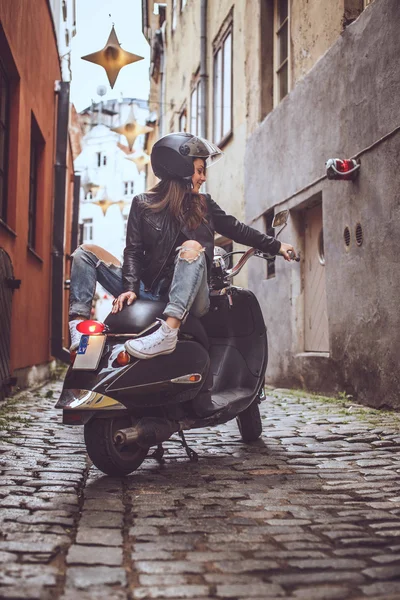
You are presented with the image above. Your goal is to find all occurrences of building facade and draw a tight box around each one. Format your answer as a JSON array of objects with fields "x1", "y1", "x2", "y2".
[
  {"x1": 245, "y1": 0, "x2": 400, "y2": 408},
  {"x1": 142, "y1": 0, "x2": 256, "y2": 286},
  {"x1": 142, "y1": 0, "x2": 398, "y2": 408},
  {"x1": 0, "y1": 0, "x2": 77, "y2": 396}
]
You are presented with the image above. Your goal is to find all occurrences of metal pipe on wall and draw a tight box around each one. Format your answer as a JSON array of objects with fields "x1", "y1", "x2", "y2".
[
  {"x1": 71, "y1": 173, "x2": 81, "y2": 253},
  {"x1": 51, "y1": 80, "x2": 70, "y2": 364},
  {"x1": 199, "y1": 0, "x2": 208, "y2": 138}
]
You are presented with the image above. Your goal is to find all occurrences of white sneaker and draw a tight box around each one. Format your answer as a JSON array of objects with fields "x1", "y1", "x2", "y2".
[
  {"x1": 125, "y1": 319, "x2": 178, "y2": 360},
  {"x1": 69, "y1": 319, "x2": 84, "y2": 352}
]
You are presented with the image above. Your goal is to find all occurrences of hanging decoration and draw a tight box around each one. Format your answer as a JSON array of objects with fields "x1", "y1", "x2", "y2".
[
  {"x1": 81, "y1": 26, "x2": 144, "y2": 89},
  {"x1": 111, "y1": 106, "x2": 153, "y2": 151},
  {"x1": 126, "y1": 152, "x2": 151, "y2": 173}
]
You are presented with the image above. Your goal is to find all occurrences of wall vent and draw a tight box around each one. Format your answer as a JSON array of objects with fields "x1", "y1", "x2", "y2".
[
  {"x1": 344, "y1": 226, "x2": 351, "y2": 247},
  {"x1": 355, "y1": 223, "x2": 363, "y2": 246}
]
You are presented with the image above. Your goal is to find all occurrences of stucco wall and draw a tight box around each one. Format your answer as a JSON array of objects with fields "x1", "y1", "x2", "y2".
[
  {"x1": 290, "y1": 0, "x2": 344, "y2": 82},
  {"x1": 245, "y1": 0, "x2": 400, "y2": 408}
]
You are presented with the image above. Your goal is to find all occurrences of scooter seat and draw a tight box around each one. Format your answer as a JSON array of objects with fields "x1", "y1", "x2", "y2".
[{"x1": 104, "y1": 299, "x2": 209, "y2": 350}]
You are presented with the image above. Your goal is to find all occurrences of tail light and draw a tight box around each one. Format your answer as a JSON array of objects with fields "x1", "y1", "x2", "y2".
[
  {"x1": 76, "y1": 320, "x2": 106, "y2": 335},
  {"x1": 70, "y1": 350, "x2": 77, "y2": 364},
  {"x1": 116, "y1": 351, "x2": 131, "y2": 366}
]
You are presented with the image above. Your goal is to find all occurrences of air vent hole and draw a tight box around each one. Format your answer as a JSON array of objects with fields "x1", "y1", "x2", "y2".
[
  {"x1": 344, "y1": 226, "x2": 351, "y2": 247},
  {"x1": 355, "y1": 223, "x2": 363, "y2": 246}
]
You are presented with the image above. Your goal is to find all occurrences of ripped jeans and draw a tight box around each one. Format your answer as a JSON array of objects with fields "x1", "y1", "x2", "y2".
[{"x1": 69, "y1": 244, "x2": 210, "y2": 322}]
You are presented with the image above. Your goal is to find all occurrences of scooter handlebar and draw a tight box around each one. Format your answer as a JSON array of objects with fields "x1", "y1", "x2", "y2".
[{"x1": 287, "y1": 250, "x2": 300, "y2": 262}]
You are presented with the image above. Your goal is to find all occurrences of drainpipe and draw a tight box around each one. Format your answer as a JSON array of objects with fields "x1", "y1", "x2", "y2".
[
  {"x1": 70, "y1": 173, "x2": 81, "y2": 252},
  {"x1": 159, "y1": 25, "x2": 166, "y2": 137},
  {"x1": 51, "y1": 80, "x2": 70, "y2": 364},
  {"x1": 199, "y1": 0, "x2": 208, "y2": 138}
]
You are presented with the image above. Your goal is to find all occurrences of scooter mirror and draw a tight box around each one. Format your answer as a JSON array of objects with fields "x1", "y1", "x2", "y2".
[{"x1": 272, "y1": 210, "x2": 289, "y2": 228}]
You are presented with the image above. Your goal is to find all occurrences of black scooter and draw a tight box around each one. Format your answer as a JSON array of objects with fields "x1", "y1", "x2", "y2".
[{"x1": 55, "y1": 210, "x2": 298, "y2": 476}]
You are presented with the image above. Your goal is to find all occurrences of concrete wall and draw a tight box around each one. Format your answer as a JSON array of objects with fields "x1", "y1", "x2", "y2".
[{"x1": 245, "y1": 0, "x2": 400, "y2": 408}]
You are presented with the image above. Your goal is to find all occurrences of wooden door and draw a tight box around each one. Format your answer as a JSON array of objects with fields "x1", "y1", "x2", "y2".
[
  {"x1": 304, "y1": 204, "x2": 329, "y2": 352},
  {"x1": 0, "y1": 249, "x2": 15, "y2": 400}
]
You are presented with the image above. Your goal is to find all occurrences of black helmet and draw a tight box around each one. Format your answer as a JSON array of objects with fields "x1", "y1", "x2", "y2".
[{"x1": 151, "y1": 132, "x2": 223, "y2": 180}]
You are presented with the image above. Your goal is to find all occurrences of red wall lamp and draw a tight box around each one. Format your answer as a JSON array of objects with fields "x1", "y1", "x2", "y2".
[{"x1": 326, "y1": 158, "x2": 360, "y2": 181}]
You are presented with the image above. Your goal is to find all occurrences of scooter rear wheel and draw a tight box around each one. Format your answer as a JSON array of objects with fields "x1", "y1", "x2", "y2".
[
  {"x1": 236, "y1": 400, "x2": 262, "y2": 442},
  {"x1": 84, "y1": 417, "x2": 149, "y2": 477}
]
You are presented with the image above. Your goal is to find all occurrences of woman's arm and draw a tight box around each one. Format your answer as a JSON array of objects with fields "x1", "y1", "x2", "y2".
[
  {"x1": 122, "y1": 196, "x2": 144, "y2": 296},
  {"x1": 208, "y1": 195, "x2": 281, "y2": 255}
]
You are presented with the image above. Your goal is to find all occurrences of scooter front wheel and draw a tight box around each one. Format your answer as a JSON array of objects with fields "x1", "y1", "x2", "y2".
[
  {"x1": 236, "y1": 399, "x2": 262, "y2": 442},
  {"x1": 84, "y1": 417, "x2": 149, "y2": 477}
]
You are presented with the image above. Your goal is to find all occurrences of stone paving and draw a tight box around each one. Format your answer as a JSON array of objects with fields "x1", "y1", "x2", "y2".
[{"x1": 1, "y1": 380, "x2": 400, "y2": 599}]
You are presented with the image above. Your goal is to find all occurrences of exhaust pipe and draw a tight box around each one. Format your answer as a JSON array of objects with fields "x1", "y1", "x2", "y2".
[{"x1": 114, "y1": 418, "x2": 181, "y2": 448}]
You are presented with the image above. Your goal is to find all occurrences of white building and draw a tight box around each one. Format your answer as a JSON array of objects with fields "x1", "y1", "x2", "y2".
[
  {"x1": 74, "y1": 98, "x2": 151, "y2": 262},
  {"x1": 48, "y1": 0, "x2": 77, "y2": 81}
]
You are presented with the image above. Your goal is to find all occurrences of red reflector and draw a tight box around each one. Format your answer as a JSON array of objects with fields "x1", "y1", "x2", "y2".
[
  {"x1": 76, "y1": 320, "x2": 106, "y2": 335},
  {"x1": 116, "y1": 350, "x2": 131, "y2": 366},
  {"x1": 63, "y1": 411, "x2": 84, "y2": 425}
]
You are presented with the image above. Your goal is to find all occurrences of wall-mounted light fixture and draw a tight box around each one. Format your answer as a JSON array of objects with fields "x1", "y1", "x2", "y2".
[{"x1": 326, "y1": 158, "x2": 360, "y2": 181}]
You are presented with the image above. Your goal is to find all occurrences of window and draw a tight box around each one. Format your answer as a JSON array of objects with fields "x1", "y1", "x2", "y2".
[
  {"x1": 96, "y1": 152, "x2": 107, "y2": 167},
  {"x1": 82, "y1": 218, "x2": 93, "y2": 243},
  {"x1": 28, "y1": 115, "x2": 44, "y2": 251},
  {"x1": 263, "y1": 210, "x2": 276, "y2": 279},
  {"x1": 124, "y1": 181, "x2": 134, "y2": 196},
  {"x1": 260, "y1": 0, "x2": 274, "y2": 120},
  {"x1": 179, "y1": 106, "x2": 187, "y2": 132},
  {"x1": 213, "y1": 27, "x2": 232, "y2": 145},
  {"x1": 171, "y1": 0, "x2": 177, "y2": 32},
  {"x1": 190, "y1": 78, "x2": 202, "y2": 136},
  {"x1": 274, "y1": 0, "x2": 290, "y2": 105},
  {"x1": 0, "y1": 57, "x2": 10, "y2": 222}
]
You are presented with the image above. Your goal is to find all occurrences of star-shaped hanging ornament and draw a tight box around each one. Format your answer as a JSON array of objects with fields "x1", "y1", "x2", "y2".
[
  {"x1": 112, "y1": 107, "x2": 153, "y2": 151},
  {"x1": 126, "y1": 152, "x2": 151, "y2": 173},
  {"x1": 81, "y1": 26, "x2": 144, "y2": 89}
]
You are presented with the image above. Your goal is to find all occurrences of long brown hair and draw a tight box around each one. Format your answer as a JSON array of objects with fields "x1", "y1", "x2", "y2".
[{"x1": 145, "y1": 178, "x2": 207, "y2": 230}]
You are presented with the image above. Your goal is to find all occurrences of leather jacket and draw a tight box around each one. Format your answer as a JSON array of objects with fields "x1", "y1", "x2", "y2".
[{"x1": 122, "y1": 193, "x2": 282, "y2": 295}]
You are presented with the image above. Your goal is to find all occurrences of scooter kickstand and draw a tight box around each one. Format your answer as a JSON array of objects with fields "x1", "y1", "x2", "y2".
[
  {"x1": 149, "y1": 444, "x2": 165, "y2": 464},
  {"x1": 179, "y1": 431, "x2": 199, "y2": 462}
]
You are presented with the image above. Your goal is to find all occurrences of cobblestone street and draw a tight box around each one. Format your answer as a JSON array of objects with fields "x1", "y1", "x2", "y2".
[{"x1": 1, "y1": 380, "x2": 400, "y2": 600}]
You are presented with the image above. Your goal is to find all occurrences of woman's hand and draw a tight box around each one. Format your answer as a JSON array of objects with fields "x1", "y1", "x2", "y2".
[
  {"x1": 112, "y1": 291, "x2": 137, "y2": 313},
  {"x1": 279, "y1": 242, "x2": 297, "y2": 262}
]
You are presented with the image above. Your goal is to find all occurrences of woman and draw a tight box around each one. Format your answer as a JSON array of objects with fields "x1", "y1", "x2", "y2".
[{"x1": 69, "y1": 132, "x2": 295, "y2": 359}]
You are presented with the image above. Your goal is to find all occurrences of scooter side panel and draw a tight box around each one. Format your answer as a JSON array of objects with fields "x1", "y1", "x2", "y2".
[{"x1": 58, "y1": 340, "x2": 209, "y2": 410}]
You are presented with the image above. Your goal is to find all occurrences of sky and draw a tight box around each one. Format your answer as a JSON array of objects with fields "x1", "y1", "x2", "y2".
[{"x1": 70, "y1": 0, "x2": 151, "y2": 112}]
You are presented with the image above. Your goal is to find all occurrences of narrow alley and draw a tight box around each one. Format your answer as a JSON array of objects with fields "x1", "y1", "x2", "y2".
[{"x1": 1, "y1": 380, "x2": 400, "y2": 600}]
